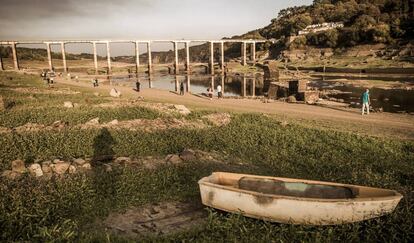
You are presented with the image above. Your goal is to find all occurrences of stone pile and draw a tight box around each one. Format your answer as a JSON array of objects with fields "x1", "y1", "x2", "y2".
[
  {"x1": 1, "y1": 158, "x2": 92, "y2": 180},
  {"x1": 1, "y1": 149, "x2": 226, "y2": 180}
]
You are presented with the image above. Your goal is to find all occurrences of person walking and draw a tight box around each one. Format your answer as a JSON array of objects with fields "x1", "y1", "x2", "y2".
[
  {"x1": 135, "y1": 80, "x2": 141, "y2": 92},
  {"x1": 361, "y1": 89, "x2": 370, "y2": 115},
  {"x1": 217, "y1": 84, "x2": 222, "y2": 98},
  {"x1": 180, "y1": 82, "x2": 185, "y2": 95}
]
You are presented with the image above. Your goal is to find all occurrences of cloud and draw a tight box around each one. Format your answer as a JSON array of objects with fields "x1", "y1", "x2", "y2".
[{"x1": 0, "y1": 0, "x2": 155, "y2": 21}]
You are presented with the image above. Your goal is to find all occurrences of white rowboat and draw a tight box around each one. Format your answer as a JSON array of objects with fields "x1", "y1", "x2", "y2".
[{"x1": 198, "y1": 172, "x2": 402, "y2": 225}]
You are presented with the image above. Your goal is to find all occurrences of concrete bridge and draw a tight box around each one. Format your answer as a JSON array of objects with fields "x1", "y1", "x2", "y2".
[{"x1": 0, "y1": 39, "x2": 269, "y2": 75}]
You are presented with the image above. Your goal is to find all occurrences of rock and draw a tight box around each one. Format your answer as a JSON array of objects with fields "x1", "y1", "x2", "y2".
[
  {"x1": 1, "y1": 170, "x2": 21, "y2": 180},
  {"x1": 52, "y1": 120, "x2": 66, "y2": 128},
  {"x1": 73, "y1": 103, "x2": 80, "y2": 108},
  {"x1": 287, "y1": 95, "x2": 297, "y2": 103},
  {"x1": 82, "y1": 163, "x2": 92, "y2": 170},
  {"x1": 64, "y1": 101, "x2": 74, "y2": 108},
  {"x1": 86, "y1": 117, "x2": 100, "y2": 125},
  {"x1": 202, "y1": 113, "x2": 231, "y2": 126},
  {"x1": 108, "y1": 119, "x2": 119, "y2": 125},
  {"x1": 28, "y1": 163, "x2": 43, "y2": 177},
  {"x1": 104, "y1": 163, "x2": 113, "y2": 172},
  {"x1": 165, "y1": 154, "x2": 183, "y2": 165},
  {"x1": 41, "y1": 161, "x2": 52, "y2": 173},
  {"x1": 73, "y1": 158, "x2": 86, "y2": 165},
  {"x1": 179, "y1": 149, "x2": 196, "y2": 161},
  {"x1": 68, "y1": 165, "x2": 77, "y2": 174},
  {"x1": 110, "y1": 88, "x2": 121, "y2": 98},
  {"x1": 173, "y1": 105, "x2": 191, "y2": 115},
  {"x1": 94, "y1": 92, "x2": 100, "y2": 97},
  {"x1": 114, "y1": 157, "x2": 131, "y2": 164},
  {"x1": 52, "y1": 162, "x2": 70, "y2": 174},
  {"x1": 12, "y1": 159, "x2": 26, "y2": 173}
]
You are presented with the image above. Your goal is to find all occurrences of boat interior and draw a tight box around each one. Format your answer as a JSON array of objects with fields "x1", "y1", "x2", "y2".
[{"x1": 204, "y1": 172, "x2": 398, "y2": 200}]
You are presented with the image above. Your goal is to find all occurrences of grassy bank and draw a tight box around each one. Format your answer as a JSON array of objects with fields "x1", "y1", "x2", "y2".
[{"x1": 0, "y1": 72, "x2": 413, "y2": 242}]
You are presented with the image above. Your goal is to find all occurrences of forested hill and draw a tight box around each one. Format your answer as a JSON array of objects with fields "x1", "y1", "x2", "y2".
[{"x1": 245, "y1": 0, "x2": 413, "y2": 49}]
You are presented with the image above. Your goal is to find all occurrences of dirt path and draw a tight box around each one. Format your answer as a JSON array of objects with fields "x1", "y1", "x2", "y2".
[{"x1": 55, "y1": 77, "x2": 414, "y2": 140}]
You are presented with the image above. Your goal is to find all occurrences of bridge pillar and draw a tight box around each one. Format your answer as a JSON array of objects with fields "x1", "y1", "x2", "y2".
[
  {"x1": 174, "y1": 41, "x2": 179, "y2": 74},
  {"x1": 0, "y1": 54, "x2": 3, "y2": 71},
  {"x1": 221, "y1": 74, "x2": 225, "y2": 95},
  {"x1": 92, "y1": 42, "x2": 98, "y2": 75},
  {"x1": 60, "y1": 42, "x2": 67, "y2": 73},
  {"x1": 185, "y1": 42, "x2": 190, "y2": 73},
  {"x1": 186, "y1": 75, "x2": 191, "y2": 93},
  {"x1": 242, "y1": 75, "x2": 246, "y2": 97},
  {"x1": 251, "y1": 78, "x2": 255, "y2": 97},
  {"x1": 174, "y1": 75, "x2": 179, "y2": 92},
  {"x1": 251, "y1": 42, "x2": 256, "y2": 62},
  {"x1": 11, "y1": 42, "x2": 19, "y2": 70},
  {"x1": 210, "y1": 75, "x2": 215, "y2": 93},
  {"x1": 220, "y1": 41, "x2": 224, "y2": 71},
  {"x1": 106, "y1": 41, "x2": 112, "y2": 74},
  {"x1": 147, "y1": 42, "x2": 152, "y2": 74},
  {"x1": 209, "y1": 41, "x2": 214, "y2": 75},
  {"x1": 242, "y1": 42, "x2": 247, "y2": 66},
  {"x1": 135, "y1": 41, "x2": 140, "y2": 73},
  {"x1": 45, "y1": 42, "x2": 53, "y2": 71}
]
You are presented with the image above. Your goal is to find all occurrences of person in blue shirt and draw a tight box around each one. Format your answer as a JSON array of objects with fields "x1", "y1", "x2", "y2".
[{"x1": 361, "y1": 89, "x2": 370, "y2": 115}]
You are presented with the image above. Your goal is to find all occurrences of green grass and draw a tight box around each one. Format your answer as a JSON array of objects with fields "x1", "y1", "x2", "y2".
[{"x1": 0, "y1": 72, "x2": 413, "y2": 242}]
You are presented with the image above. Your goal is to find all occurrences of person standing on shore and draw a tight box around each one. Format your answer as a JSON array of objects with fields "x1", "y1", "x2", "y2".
[
  {"x1": 135, "y1": 80, "x2": 141, "y2": 92},
  {"x1": 361, "y1": 89, "x2": 370, "y2": 115},
  {"x1": 180, "y1": 82, "x2": 185, "y2": 95},
  {"x1": 217, "y1": 84, "x2": 222, "y2": 99}
]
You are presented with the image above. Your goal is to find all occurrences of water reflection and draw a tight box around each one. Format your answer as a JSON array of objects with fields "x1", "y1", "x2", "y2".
[
  {"x1": 108, "y1": 72, "x2": 414, "y2": 113},
  {"x1": 110, "y1": 73, "x2": 262, "y2": 97}
]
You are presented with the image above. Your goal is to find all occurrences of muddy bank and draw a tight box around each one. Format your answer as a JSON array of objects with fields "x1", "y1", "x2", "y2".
[{"x1": 286, "y1": 66, "x2": 414, "y2": 75}]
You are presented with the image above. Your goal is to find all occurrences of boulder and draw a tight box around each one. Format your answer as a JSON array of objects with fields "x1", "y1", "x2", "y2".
[
  {"x1": 52, "y1": 162, "x2": 70, "y2": 174},
  {"x1": 114, "y1": 157, "x2": 131, "y2": 164},
  {"x1": 287, "y1": 95, "x2": 297, "y2": 103},
  {"x1": 165, "y1": 154, "x2": 183, "y2": 165},
  {"x1": 52, "y1": 120, "x2": 67, "y2": 128},
  {"x1": 81, "y1": 163, "x2": 92, "y2": 170},
  {"x1": 1, "y1": 170, "x2": 21, "y2": 180},
  {"x1": 68, "y1": 165, "x2": 77, "y2": 174},
  {"x1": 173, "y1": 105, "x2": 191, "y2": 115},
  {"x1": 179, "y1": 149, "x2": 196, "y2": 161},
  {"x1": 108, "y1": 119, "x2": 119, "y2": 125},
  {"x1": 104, "y1": 164, "x2": 113, "y2": 172},
  {"x1": 11, "y1": 159, "x2": 26, "y2": 173},
  {"x1": 28, "y1": 163, "x2": 43, "y2": 177},
  {"x1": 63, "y1": 101, "x2": 74, "y2": 108},
  {"x1": 73, "y1": 158, "x2": 86, "y2": 165},
  {"x1": 86, "y1": 117, "x2": 100, "y2": 125},
  {"x1": 110, "y1": 88, "x2": 121, "y2": 98},
  {"x1": 41, "y1": 161, "x2": 52, "y2": 173}
]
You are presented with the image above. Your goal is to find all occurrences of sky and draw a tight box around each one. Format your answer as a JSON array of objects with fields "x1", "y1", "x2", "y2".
[{"x1": 0, "y1": 0, "x2": 312, "y2": 56}]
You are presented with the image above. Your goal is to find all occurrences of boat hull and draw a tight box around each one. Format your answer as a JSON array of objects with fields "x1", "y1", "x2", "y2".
[{"x1": 198, "y1": 172, "x2": 402, "y2": 225}]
